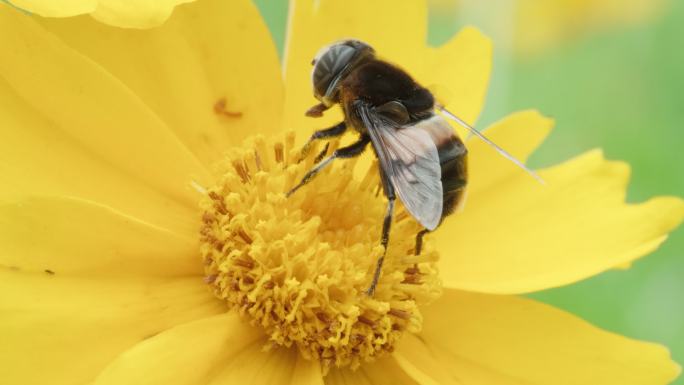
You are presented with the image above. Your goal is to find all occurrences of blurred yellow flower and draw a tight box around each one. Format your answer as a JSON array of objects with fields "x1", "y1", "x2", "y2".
[
  {"x1": 429, "y1": 0, "x2": 668, "y2": 55},
  {"x1": 0, "y1": 0, "x2": 682, "y2": 384},
  {"x1": 514, "y1": 0, "x2": 668, "y2": 55}
]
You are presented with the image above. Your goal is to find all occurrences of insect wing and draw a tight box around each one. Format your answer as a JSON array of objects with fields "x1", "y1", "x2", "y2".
[{"x1": 357, "y1": 103, "x2": 443, "y2": 230}]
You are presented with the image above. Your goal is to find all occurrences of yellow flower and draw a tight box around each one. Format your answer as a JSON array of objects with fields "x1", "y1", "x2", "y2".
[
  {"x1": 429, "y1": 0, "x2": 669, "y2": 55},
  {"x1": 513, "y1": 0, "x2": 668, "y2": 55},
  {"x1": 0, "y1": 0, "x2": 682, "y2": 384}
]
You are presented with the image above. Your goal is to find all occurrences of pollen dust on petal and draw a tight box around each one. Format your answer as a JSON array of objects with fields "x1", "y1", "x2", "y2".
[{"x1": 214, "y1": 97, "x2": 243, "y2": 118}]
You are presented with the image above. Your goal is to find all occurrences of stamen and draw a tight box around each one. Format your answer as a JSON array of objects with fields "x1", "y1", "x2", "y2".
[
  {"x1": 316, "y1": 312, "x2": 332, "y2": 323},
  {"x1": 388, "y1": 308, "x2": 411, "y2": 320},
  {"x1": 357, "y1": 315, "x2": 376, "y2": 327},
  {"x1": 233, "y1": 258, "x2": 255, "y2": 269},
  {"x1": 233, "y1": 161, "x2": 250, "y2": 183},
  {"x1": 202, "y1": 212, "x2": 216, "y2": 224},
  {"x1": 236, "y1": 228, "x2": 253, "y2": 244},
  {"x1": 199, "y1": 134, "x2": 441, "y2": 373},
  {"x1": 285, "y1": 131, "x2": 295, "y2": 163},
  {"x1": 254, "y1": 150, "x2": 263, "y2": 171},
  {"x1": 401, "y1": 274, "x2": 422, "y2": 285},
  {"x1": 274, "y1": 142, "x2": 284, "y2": 163}
]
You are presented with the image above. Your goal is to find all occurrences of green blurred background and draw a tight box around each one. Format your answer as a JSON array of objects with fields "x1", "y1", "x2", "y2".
[{"x1": 254, "y1": 0, "x2": 684, "y2": 380}]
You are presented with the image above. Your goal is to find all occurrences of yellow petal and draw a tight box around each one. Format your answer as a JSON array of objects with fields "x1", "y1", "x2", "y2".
[
  {"x1": 282, "y1": 0, "x2": 427, "y2": 140},
  {"x1": 39, "y1": 0, "x2": 283, "y2": 168},
  {"x1": 393, "y1": 335, "x2": 456, "y2": 385},
  {"x1": 466, "y1": 109, "x2": 553, "y2": 194},
  {"x1": 9, "y1": 0, "x2": 96, "y2": 17},
  {"x1": 0, "y1": 270, "x2": 223, "y2": 385},
  {"x1": 325, "y1": 356, "x2": 418, "y2": 385},
  {"x1": 395, "y1": 290, "x2": 681, "y2": 385},
  {"x1": 93, "y1": 314, "x2": 257, "y2": 385},
  {"x1": 8, "y1": 0, "x2": 194, "y2": 28},
  {"x1": 91, "y1": 0, "x2": 193, "y2": 29},
  {"x1": 0, "y1": 6, "x2": 210, "y2": 208},
  {"x1": 208, "y1": 345, "x2": 321, "y2": 385},
  {"x1": 0, "y1": 196, "x2": 200, "y2": 277},
  {"x1": 0, "y1": 81, "x2": 197, "y2": 235},
  {"x1": 436, "y1": 149, "x2": 684, "y2": 294},
  {"x1": 421, "y1": 26, "x2": 493, "y2": 131},
  {"x1": 94, "y1": 314, "x2": 323, "y2": 385},
  {"x1": 291, "y1": 358, "x2": 325, "y2": 385}
]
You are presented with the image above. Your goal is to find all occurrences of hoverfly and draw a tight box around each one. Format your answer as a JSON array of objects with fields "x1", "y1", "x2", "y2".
[{"x1": 287, "y1": 40, "x2": 542, "y2": 296}]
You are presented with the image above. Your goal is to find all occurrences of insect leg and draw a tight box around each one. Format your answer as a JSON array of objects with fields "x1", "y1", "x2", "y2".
[
  {"x1": 313, "y1": 143, "x2": 330, "y2": 164},
  {"x1": 366, "y1": 179, "x2": 396, "y2": 296},
  {"x1": 305, "y1": 102, "x2": 330, "y2": 117},
  {"x1": 299, "y1": 121, "x2": 347, "y2": 160},
  {"x1": 287, "y1": 134, "x2": 369, "y2": 197},
  {"x1": 414, "y1": 229, "x2": 430, "y2": 255}
]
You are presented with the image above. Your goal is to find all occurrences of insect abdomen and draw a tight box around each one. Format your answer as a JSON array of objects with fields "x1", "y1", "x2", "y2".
[
  {"x1": 416, "y1": 115, "x2": 468, "y2": 219},
  {"x1": 439, "y1": 136, "x2": 467, "y2": 216}
]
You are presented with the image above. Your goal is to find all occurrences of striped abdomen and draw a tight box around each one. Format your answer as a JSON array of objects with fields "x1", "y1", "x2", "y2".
[{"x1": 416, "y1": 115, "x2": 468, "y2": 220}]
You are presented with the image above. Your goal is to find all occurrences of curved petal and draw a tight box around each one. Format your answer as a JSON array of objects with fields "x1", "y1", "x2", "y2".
[
  {"x1": 0, "y1": 269, "x2": 223, "y2": 385},
  {"x1": 325, "y1": 356, "x2": 418, "y2": 385},
  {"x1": 93, "y1": 314, "x2": 323, "y2": 385},
  {"x1": 421, "y1": 26, "x2": 493, "y2": 131},
  {"x1": 392, "y1": 336, "x2": 456, "y2": 385},
  {"x1": 282, "y1": 0, "x2": 427, "y2": 139},
  {"x1": 0, "y1": 196, "x2": 200, "y2": 277},
  {"x1": 0, "y1": 6, "x2": 210, "y2": 208},
  {"x1": 436, "y1": 149, "x2": 684, "y2": 294},
  {"x1": 466, "y1": 109, "x2": 553, "y2": 194},
  {"x1": 9, "y1": 0, "x2": 194, "y2": 28},
  {"x1": 9, "y1": 0, "x2": 96, "y2": 17},
  {"x1": 93, "y1": 314, "x2": 259, "y2": 385},
  {"x1": 208, "y1": 343, "x2": 322, "y2": 385},
  {"x1": 91, "y1": 0, "x2": 193, "y2": 29},
  {"x1": 40, "y1": 0, "x2": 283, "y2": 167},
  {"x1": 394, "y1": 290, "x2": 680, "y2": 385},
  {"x1": 0, "y1": 80, "x2": 196, "y2": 234}
]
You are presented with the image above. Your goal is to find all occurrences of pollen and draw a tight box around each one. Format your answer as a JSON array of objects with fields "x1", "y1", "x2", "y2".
[{"x1": 199, "y1": 133, "x2": 442, "y2": 372}]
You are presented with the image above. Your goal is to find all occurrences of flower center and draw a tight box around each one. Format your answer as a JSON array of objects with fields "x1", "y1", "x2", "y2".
[{"x1": 199, "y1": 133, "x2": 441, "y2": 372}]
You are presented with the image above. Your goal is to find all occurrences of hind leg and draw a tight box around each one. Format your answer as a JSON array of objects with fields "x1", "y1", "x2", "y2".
[{"x1": 366, "y1": 195, "x2": 395, "y2": 296}]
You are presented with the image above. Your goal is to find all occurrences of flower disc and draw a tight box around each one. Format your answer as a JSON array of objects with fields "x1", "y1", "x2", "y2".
[{"x1": 199, "y1": 134, "x2": 442, "y2": 371}]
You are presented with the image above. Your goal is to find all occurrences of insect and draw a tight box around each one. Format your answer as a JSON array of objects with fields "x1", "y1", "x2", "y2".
[{"x1": 287, "y1": 40, "x2": 542, "y2": 296}]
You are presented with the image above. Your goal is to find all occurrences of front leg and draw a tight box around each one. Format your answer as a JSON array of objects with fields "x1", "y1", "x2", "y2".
[
  {"x1": 287, "y1": 134, "x2": 370, "y2": 197},
  {"x1": 299, "y1": 121, "x2": 347, "y2": 160},
  {"x1": 305, "y1": 102, "x2": 330, "y2": 117}
]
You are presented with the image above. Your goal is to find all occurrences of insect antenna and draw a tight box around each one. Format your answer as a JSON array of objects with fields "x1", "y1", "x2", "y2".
[{"x1": 437, "y1": 105, "x2": 545, "y2": 184}]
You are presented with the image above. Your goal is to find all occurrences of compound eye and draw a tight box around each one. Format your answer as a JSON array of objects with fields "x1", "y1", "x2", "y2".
[
  {"x1": 311, "y1": 59, "x2": 316, "y2": 65},
  {"x1": 312, "y1": 63, "x2": 333, "y2": 100}
]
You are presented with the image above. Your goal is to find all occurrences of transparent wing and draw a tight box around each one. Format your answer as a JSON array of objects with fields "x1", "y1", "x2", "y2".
[
  {"x1": 357, "y1": 103, "x2": 443, "y2": 230},
  {"x1": 437, "y1": 104, "x2": 544, "y2": 184}
]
